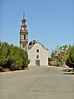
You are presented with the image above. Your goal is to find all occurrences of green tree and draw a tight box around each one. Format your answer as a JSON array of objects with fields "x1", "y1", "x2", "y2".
[
  {"x1": 50, "y1": 45, "x2": 69, "y2": 66},
  {"x1": 8, "y1": 46, "x2": 22, "y2": 70},
  {"x1": 0, "y1": 41, "x2": 29, "y2": 71},
  {"x1": 0, "y1": 42, "x2": 9, "y2": 69},
  {"x1": 50, "y1": 50, "x2": 57, "y2": 61},
  {"x1": 66, "y1": 46, "x2": 74, "y2": 70},
  {"x1": 20, "y1": 49, "x2": 29, "y2": 69}
]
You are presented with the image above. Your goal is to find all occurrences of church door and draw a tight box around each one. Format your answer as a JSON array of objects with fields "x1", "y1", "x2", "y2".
[{"x1": 36, "y1": 60, "x2": 40, "y2": 66}]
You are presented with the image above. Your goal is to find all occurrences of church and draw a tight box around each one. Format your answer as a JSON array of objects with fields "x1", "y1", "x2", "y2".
[{"x1": 20, "y1": 16, "x2": 48, "y2": 66}]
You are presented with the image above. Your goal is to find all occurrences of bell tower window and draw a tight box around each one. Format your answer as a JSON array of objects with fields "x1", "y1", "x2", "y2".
[{"x1": 24, "y1": 35, "x2": 26, "y2": 40}]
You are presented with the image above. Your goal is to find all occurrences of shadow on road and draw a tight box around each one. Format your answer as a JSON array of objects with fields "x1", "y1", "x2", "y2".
[{"x1": 62, "y1": 71, "x2": 74, "y2": 75}]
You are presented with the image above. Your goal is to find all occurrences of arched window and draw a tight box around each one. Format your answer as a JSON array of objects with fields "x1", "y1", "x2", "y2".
[
  {"x1": 36, "y1": 55, "x2": 39, "y2": 59},
  {"x1": 24, "y1": 35, "x2": 26, "y2": 40},
  {"x1": 37, "y1": 49, "x2": 39, "y2": 53}
]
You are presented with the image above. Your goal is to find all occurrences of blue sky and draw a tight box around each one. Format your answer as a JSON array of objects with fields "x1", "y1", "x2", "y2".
[{"x1": 0, "y1": 0, "x2": 74, "y2": 56}]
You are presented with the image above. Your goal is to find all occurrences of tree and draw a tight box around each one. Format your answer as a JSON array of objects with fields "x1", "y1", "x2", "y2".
[
  {"x1": 50, "y1": 45, "x2": 69, "y2": 66},
  {"x1": 50, "y1": 50, "x2": 57, "y2": 61},
  {"x1": 0, "y1": 42, "x2": 9, "y2": 69},
  {"x1": 20, "y1": 49, "x2": 29, "y2": 69},
  {"x1": 8, "y1": 46, "x2": 23, "y2": 70},
  {"x1": 48, "y1": 57, "x2": 52, "y2": 65},
  {"x1": 66, "y1": 46, "x2": 74, "y2": 70},
  {"x1": 0, "y1": 41, "x2": 29, "y2": 71}
]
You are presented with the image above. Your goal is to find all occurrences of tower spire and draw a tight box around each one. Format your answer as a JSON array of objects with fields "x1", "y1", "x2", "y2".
[{"x1": 23, "y1": 11, "x2": 25, "y2": 19}]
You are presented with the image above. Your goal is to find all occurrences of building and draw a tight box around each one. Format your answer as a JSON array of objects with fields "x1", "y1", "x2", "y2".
[
  {"x1": 28, "y1": 40, "x2": 48, "y2": 66},
  {"x1": 20, "y1": 17, "x2": 48, "y2": 66}
]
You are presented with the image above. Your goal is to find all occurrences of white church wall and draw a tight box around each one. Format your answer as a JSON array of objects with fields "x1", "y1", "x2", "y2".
[{"x1": 28, "y1": 42, "x2": 48, "y2": 66}]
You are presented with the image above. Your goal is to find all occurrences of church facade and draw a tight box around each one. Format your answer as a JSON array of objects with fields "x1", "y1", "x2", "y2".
[
  {"x1": 20, "y1": 17, "x2": 48, "y2": 66},
  {"x1": 28, "y1": 40, "x2": 48, "y2": 66}
]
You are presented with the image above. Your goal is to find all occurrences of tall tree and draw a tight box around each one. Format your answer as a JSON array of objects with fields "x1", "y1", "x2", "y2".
[{"x1": 66, "y1": 46, "x2": 74, "y2": 70}]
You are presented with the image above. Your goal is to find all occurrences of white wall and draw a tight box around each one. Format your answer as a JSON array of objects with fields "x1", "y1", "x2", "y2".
[{"x1": 28, "y1": 43, "x2": 48, "y2": 66}]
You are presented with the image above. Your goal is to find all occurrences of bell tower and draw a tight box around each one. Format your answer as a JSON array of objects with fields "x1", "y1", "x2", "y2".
[{"x1": 20, "y1": 15, "x2": 28, "y2": 51}]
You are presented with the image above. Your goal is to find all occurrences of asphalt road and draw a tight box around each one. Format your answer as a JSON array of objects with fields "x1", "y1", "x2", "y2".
[{"x1": 0, "y1": 66, "x2": 74, "y2": 99}]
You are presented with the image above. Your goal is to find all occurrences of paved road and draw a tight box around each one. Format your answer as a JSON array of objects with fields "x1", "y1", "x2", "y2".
[{"x1": 0, "y1": 66, "x2": 74, "y2": 99}]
